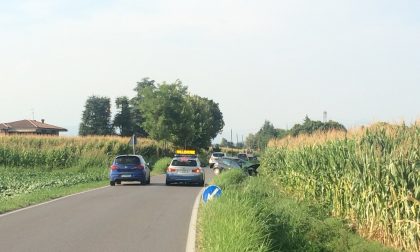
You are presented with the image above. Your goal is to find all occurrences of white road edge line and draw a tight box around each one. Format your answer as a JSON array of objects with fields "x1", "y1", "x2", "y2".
[
  {"x1": 0, "y1": 185, "x2": 109, "y2": 218},
  {"x1": 186, "y1": 187, "x2": 204, "y2": 252}
]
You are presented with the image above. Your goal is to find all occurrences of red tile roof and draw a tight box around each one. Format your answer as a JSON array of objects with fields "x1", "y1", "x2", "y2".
[
  {"x1": 0, "y1": 123, "x2": 10, "y2": 130},
  {"x1": 0, "y1": 120, "x2": 67, "y2": 131}
]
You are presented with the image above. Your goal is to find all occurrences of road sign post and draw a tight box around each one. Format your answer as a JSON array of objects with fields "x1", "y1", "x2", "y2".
[
  {"x1": 128, "y1": 134, "x2": 137, "y2": 155},
  {"x1": 202, "y1": 185, "x2": 222, "y2": 203}
]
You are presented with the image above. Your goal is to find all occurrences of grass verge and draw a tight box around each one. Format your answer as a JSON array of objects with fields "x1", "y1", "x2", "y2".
[
  {"x1": 0, "y1": 180, "x2": 108, "y2": 214},
  {"x1": 198, "y1": 170, "x2": 397, "y2": 252}
]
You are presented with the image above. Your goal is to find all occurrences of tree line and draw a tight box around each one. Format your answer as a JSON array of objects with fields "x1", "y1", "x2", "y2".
[
  {"x1": 79, "y1": 78, "x2": 224, "y2": 149},
  {"x1": 218, "y1": 116, "x2": 346, "y2": 151}
]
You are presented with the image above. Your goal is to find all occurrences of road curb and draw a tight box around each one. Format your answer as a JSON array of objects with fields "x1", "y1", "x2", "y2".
[{"x1": 186, "y1": 187, "x2": 204, "y2": 252}]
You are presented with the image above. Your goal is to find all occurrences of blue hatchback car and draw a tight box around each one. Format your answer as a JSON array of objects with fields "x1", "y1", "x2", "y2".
[{"x1": 109, "y1": 155, "x2": 151, "y2": 186}]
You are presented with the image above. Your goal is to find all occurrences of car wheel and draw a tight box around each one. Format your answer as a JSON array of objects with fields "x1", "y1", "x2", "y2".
[
  {"x1": 146, "y1": 175, "x2": 151, "y2": 185},
  {"x1": 199, "y1": 180, "x2": 205, "y2": 187},
  {"x1": 110, "y1": 181, "x2": 115, "y2": 186},
  {"x1": 165, "y1": 180, "x2": 171, "y2": 186}
]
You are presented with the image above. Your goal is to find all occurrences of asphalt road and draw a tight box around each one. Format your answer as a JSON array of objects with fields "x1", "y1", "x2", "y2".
[{"x1": 0, "y1": 168, "x2": 214, "y2": 252}]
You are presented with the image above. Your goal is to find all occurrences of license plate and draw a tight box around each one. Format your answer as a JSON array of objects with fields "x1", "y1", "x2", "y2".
[
  {"x1": 121, "y1": 174, "x2": 132, "y2": 178},
  {"x1": 178, "y1": 169, "x2": 189, "y2": 174}
]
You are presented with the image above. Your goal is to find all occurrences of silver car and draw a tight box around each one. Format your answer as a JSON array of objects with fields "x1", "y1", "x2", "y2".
[
  {"x1": 166, "y1": 157, "x2": 205, "y2": 186},
  {"x1": 208, "y1": 152, "x2": 225, "y2": 168}
]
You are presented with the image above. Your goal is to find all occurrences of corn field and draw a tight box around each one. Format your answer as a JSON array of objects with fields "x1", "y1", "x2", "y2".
[
  {"x1": 262, "y1": 123, "x2": 420, "y2": 251},
  {"x1": 0, "y1": 135, "x2": 161, "y2": 169}
]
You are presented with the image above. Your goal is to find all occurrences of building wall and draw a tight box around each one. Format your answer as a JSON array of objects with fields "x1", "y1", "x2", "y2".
[{"x1": 1, "y1": 131, "x2": 60, "y2": 136}]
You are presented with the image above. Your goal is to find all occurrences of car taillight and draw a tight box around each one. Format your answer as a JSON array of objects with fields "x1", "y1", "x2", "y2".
[
  {"x1": 167, "y1": 167, "x2": 176, "y2": 172},
  {"x1": 192, "y1": 167, "x2": 201, "y2": 173},
  {"x1": 136, "y1": 164, "x2": 145, "y2": 170},
  {"x1": 111, "y1": 165, "x2": 118, "y2": 170}
]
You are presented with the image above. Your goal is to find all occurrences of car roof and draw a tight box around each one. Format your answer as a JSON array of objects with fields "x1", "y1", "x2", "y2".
[
  {"x1": 115, "y1": 154, "x2": 143, "y2": 158},
  {"x1": 117, "y1": 154, "x2": 141, "y2": 157},
  {"x1": 172, "y1": 156, "x2": 198, "y2": 161}
]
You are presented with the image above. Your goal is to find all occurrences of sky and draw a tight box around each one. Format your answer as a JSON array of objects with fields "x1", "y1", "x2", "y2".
[{"x1": 1, "y1": 0, "x2": 419, "y2": 142}]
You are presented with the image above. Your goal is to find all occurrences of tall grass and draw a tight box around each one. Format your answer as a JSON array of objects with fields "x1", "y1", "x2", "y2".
[
  {"x1": 199, "y1": 170, "x2": 395, "y2": 252},
  {"x1": 262, "y1": 123, "x2": 420, "y2": 251},
  {"x1": 199, "y1": 170, "x2": 271, "y2": 252}
]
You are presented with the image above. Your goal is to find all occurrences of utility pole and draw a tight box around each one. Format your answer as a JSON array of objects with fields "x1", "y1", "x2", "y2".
[
  {"x1": 323, "y1": 111, "x2": 327, "y2": 123},
  {"x1": 230, "y1": 129, "x2": 233, "y2": 154},
  {"x1": 236, "y1": 134, "x2": 239, "y2": 148}
]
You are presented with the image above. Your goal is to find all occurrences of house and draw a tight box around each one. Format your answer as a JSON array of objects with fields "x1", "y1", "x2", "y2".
[{"x1": 0, "y1": 119, "x2": 67, "y2": 136}]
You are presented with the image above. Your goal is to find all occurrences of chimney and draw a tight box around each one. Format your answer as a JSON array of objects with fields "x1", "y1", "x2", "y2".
[{"x1": 41, "y1": 119, "x2": 45, "y2": 124}]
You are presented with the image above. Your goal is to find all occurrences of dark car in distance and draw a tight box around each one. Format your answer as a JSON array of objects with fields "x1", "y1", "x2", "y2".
[
  {"x1": 109, "y1": 155, "x2": 151, "y2": 186},
  {"x1": 212, "y1": 157, "x2": 242, "y2": 175}
]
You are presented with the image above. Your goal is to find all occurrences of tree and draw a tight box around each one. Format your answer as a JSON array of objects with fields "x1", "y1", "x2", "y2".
[
  {"x1": 130, "y1": 78, "x2": 156, "y2": 137},
  {"x1": 113, "y1": 96, "x2": 132, "y2": 136},
  {"x1": 220, "y1": 138, "x2": 229, "y2": 147},
  {"x1": 245, "y1": 121, "x2": 286, "y2": 150},
  {"x1": 245, "y1": 133, "x2": 257, "y2": 150},
  {"x1": 289, "y1": 116, "x2": 346, "y2": 136},
  {"x1": 138, "y1": 80, "x2": 194, "y2": 147},
  {"x1": 187, "y1": 95, "x2": 224, "y2": 149},
  {"x1": 255, "y1": 120, "x2": 278, "y2": 150},
  {"x1": 79, "y1": 96, "x2": 113, "y2": 136}
]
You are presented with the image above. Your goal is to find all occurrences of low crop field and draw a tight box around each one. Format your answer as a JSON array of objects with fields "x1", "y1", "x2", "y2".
[{"x1": 0, "y1": 166, "x2": 108, "y2": 213}]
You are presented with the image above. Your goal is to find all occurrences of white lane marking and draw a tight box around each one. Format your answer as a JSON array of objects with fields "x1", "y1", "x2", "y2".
[
  {"x1": 186, "y1": 187, "x2": 204, "y2": 252},
  {"x1": 0, "y1": 186, "x2": 109, "y2": 218}
]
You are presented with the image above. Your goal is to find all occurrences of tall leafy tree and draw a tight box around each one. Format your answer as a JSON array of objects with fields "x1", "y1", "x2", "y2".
[
  {"x1": 245, "y1": 133, "x2": 257, "y2": 149},
  {"x1": 245, "y1": 121, "x2": 283, "y2": 150},
  {"x1": 79, "y1": 96, "x2": 113, "y2": 136},
  {"x1": 139, "y1": 80, "x2": 194, "y2": 147},
  {"x1": 256, "y1": 120, "x2": 278, "y2": 150},
  {"x1": 130, "y1": 78, "x2": 156, "y2": 137},
  {"x1": 188, "y1": 95, "x2": 224, "y2": 149},
  {"x1": 113, "y1": 96, "x2": 132, "y2": 136}
]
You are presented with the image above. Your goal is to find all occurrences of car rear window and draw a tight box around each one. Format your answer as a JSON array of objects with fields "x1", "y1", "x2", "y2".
[
  {"x1": 115, "y1": 156, "x2": 141, "y2": 165},
  {"x1": 171, "y1": 159, "x2": 198, "y2": 167},
  {"x1": 212, "y1": 153, "x2": 225, "y2": 157}
]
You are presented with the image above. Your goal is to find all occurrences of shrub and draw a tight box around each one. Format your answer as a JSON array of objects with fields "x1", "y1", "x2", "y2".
[{"x1": 152, "y1": 157, "x2": 172, "y2": 174}]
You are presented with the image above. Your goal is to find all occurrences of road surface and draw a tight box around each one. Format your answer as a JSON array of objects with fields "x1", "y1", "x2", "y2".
[{"x1": 0, "y1": 168, "x2": 213, "y2": 252}]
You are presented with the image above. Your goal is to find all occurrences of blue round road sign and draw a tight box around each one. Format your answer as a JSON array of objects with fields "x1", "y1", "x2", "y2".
[{"x1": 202, "y1": 185, "x2": 222, "y2": 203}]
